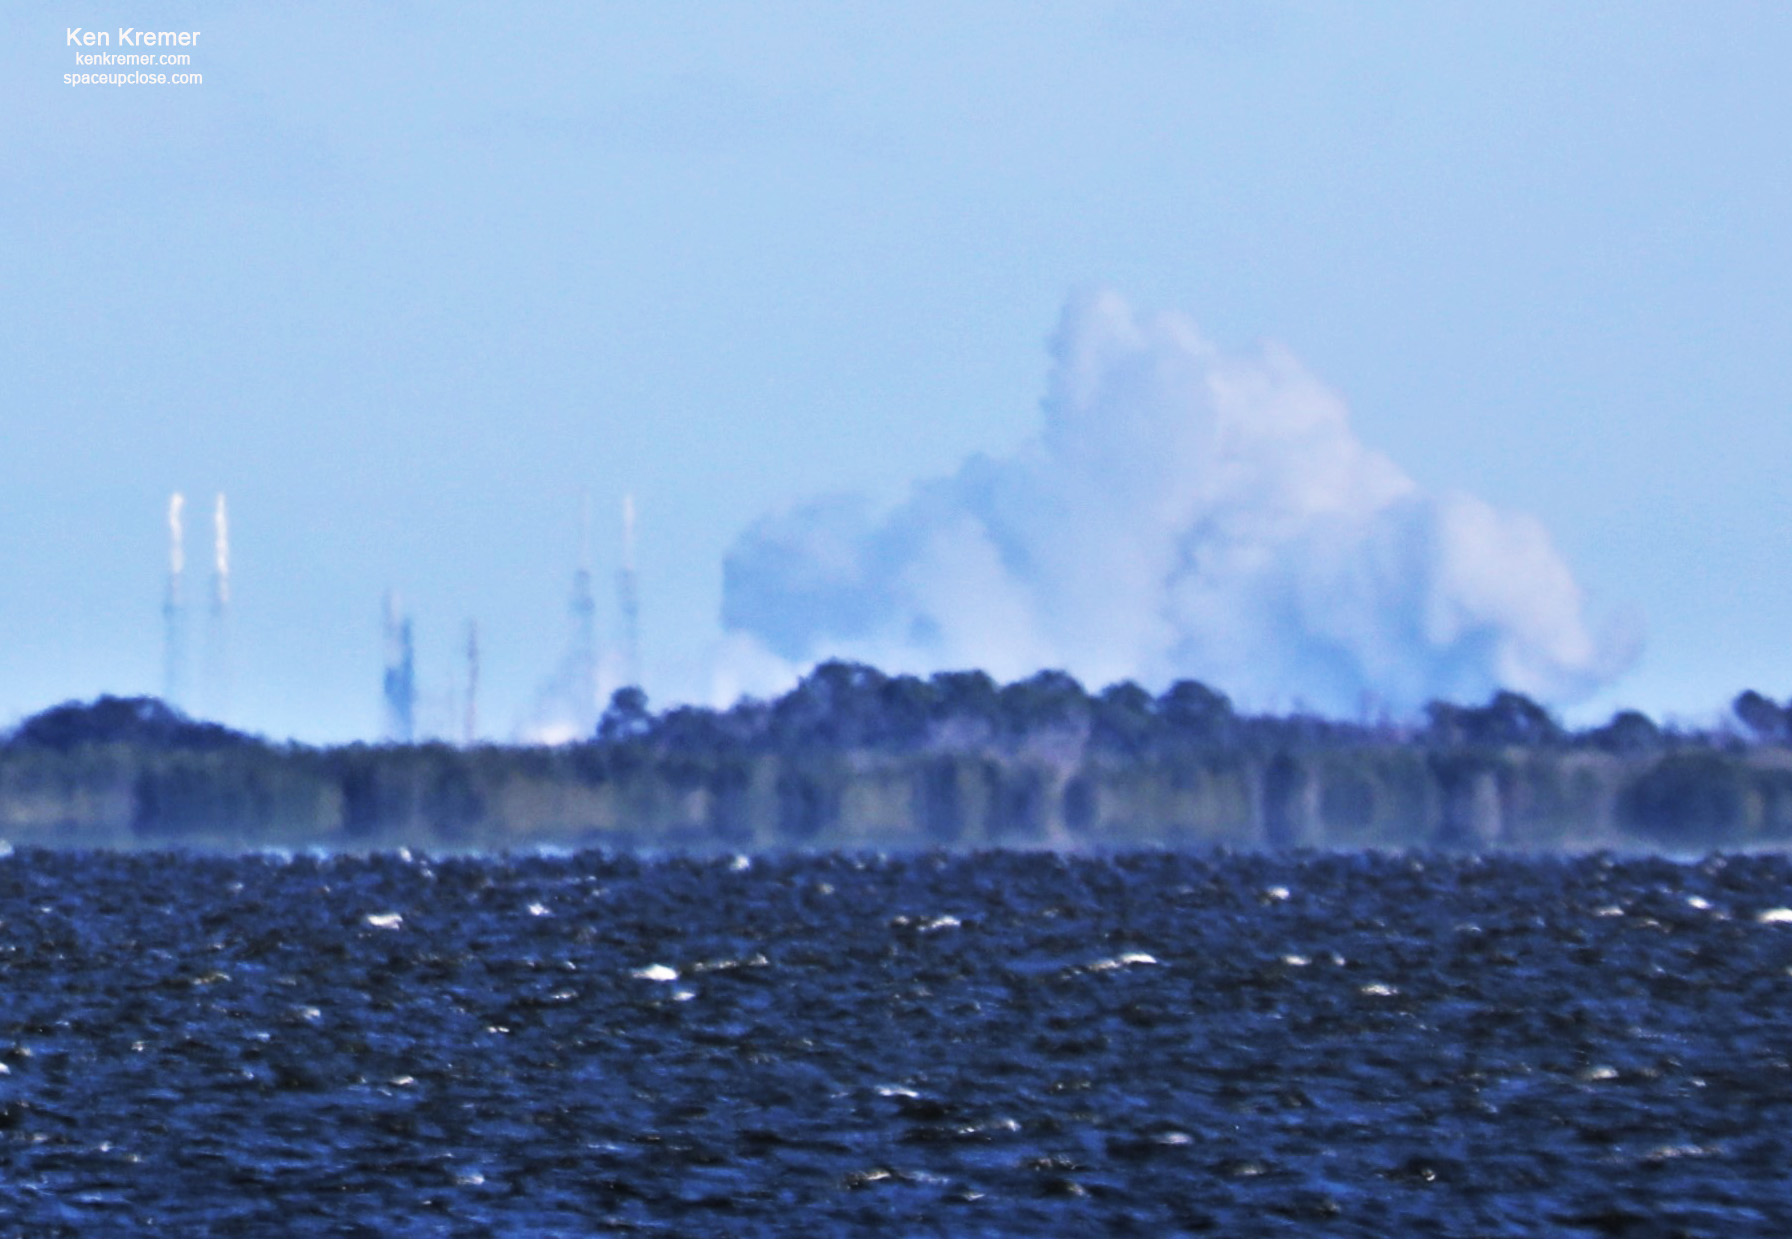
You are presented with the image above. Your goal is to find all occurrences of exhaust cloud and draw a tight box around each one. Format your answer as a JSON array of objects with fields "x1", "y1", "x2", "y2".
[{"x1": 722, "y1": 290, "x2": 1634, "y2": 715}]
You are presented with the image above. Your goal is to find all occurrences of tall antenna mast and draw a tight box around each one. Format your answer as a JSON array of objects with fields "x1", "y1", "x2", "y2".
[
  {"x1": 204, "y1": 493, "x2": 232, "y2": 722},
  {"x1": 616, "y1": 493, "x2": 641, "y2": 690},
  {"x1": 162, "y1": 492, "x2": 188, "y2": 708}
]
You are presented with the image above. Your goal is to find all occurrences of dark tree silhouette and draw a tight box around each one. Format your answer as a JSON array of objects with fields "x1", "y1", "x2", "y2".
[
  {"x1": 998, "y1": 670, "x2": 1090, "y2": 737},
  {"x1": 11, "y1": 696, "x2": 248, "y2": 753},
  {"x1": 1587, "y1": 709, "x2": 1663, "y2": 755},
  {"x1": 1426, "y1": 691, "x2": 1561, "y2": 749},
  {"x1": 1091, "y1": 682, "x2": 1155, "y2": 754},
  {"x1": 1733, "y1": 690, "x2": 1790, "y2": 744},
  {"x1": 598, "y1": 687, "x2": 653, "y2": 743},
  {"x1": 1156, "y1": 680, "x2": 1236, "y2": 747}
]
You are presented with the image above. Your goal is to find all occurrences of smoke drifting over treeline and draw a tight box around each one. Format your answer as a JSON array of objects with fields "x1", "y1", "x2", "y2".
[{"x1": 723, "y1": 291, "x2": 1633, "y2": 716}]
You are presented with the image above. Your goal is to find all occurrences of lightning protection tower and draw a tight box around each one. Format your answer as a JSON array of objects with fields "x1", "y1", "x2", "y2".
[
  {"x1": 203, "y1": 493, "x2": 232, "y2": 723},
  {"x1": 162, "y1": 492, "x2": 189, "y2": 709}
]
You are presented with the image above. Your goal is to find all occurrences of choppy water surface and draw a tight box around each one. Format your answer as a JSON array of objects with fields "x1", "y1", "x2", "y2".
[{"x1": 4, "y1": 848, "x2": 1792, "y2": 1236}]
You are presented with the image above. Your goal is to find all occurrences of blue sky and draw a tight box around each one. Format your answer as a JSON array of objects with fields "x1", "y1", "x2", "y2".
[{"x1": 4, "y1": 3, "x2": 1791, "y2": 741}]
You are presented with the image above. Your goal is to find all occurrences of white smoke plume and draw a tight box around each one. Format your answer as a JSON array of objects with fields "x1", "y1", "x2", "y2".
[{"x1": 720, "y1": 290, "x2": 1635, "y2": 715}]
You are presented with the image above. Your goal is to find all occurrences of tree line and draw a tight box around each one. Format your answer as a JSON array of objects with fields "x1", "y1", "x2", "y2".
[{"x1": 4, "y1": 664, "x2": 1791, "y2": 851}]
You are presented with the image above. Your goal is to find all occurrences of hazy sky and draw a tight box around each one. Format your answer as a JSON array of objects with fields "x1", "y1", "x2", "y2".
[{"x1": 5, "y1": 2, "x2": 1791, "y2": 741}]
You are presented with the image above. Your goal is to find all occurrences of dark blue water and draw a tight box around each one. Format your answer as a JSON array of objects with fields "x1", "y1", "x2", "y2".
[{"x1": 3, "y1": 847, "x2": 1791, "y2": 1236}]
